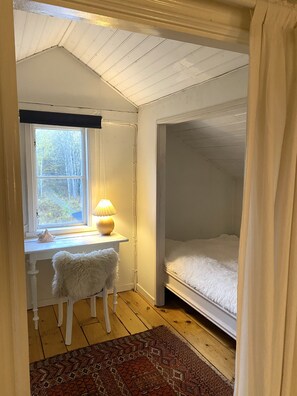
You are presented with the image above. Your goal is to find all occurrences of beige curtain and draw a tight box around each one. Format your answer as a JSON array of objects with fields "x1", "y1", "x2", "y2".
[{"x1": 235, "y1": 1, "x2": 297, "y2": 395}]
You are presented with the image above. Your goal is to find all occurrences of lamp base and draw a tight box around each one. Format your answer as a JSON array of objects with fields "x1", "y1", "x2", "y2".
[{"x1": 96, "y1": 216, "x2": 114, "y2": 235}]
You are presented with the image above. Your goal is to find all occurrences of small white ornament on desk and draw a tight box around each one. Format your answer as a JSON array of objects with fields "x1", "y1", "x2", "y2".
[{"x1": 37, "y1": 229, "x2": 55, "y2": 243}]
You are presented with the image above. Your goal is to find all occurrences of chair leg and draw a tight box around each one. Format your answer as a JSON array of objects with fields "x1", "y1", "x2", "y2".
[
  {"x1": 113, "y1": 286, "x2": 117, "y2": 313},
  {"x1": 57, "y1": 299, "x2": 63, "y2": 327},
  {"x1": 65, "y1": 298, "x2": 74, "y2": 346},
  {"x1": 103, "y1": 287, "x2": 111, "y2": 333},
  {"x1": 90, "y1": 296, "x2": 96, "y2": 317}
]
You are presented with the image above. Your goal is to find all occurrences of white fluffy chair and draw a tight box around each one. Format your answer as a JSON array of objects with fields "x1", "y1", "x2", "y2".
[{"x1": 52, "y1": 248, "x2": 118, "y2": 345}]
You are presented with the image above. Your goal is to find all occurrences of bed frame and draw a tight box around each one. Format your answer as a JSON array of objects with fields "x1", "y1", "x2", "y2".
[{"x1": 164, "y1": 269, "x2": 237, "y2": 339}]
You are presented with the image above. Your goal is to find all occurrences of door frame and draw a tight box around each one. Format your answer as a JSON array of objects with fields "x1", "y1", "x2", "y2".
[{"x1": 2, "y1": 1, "x2": 249, "y2": 393}]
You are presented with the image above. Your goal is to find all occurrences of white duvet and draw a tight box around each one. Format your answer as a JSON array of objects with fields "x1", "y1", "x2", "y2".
[{"x1": 165, "y1": 234, "x2": 239, "y2": 315}]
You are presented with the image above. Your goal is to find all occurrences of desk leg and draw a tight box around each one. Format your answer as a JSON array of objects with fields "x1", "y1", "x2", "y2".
[
  {"x1": 27, "y1": 259, "x2": 39, "y2": 330},
  {"x1": 113, "y1": 286, "x2": 117, "y2": 313}
]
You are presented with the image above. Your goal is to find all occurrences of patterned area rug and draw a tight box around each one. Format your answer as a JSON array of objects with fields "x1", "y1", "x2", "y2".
[{"x1": 30, "y1": 326, "x2": 233, "y2": 395}]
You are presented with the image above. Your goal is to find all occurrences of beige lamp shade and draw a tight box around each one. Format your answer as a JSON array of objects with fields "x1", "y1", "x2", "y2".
[
  {"x1": 93, "y1": 199, "x2": 116, "y2": 235},
  {"x1": 93, "y1": 199, "x2": 116, "y2": 217}
]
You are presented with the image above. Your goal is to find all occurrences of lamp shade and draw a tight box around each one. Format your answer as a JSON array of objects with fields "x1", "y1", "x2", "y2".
[{"x1": 93, "y1": 199, "x2": 116, "y2": 217}]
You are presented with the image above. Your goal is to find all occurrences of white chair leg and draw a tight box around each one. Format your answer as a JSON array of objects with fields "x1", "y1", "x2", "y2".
[
  {"x1": 90, "y1": 295, "x2": 96, "y2": 317},
  {"x1": 65, "y1": 298, "x2": 74, "y2": 346},
  {"x1": 103, "y1": 287, "x2": 111, "y2": 333},
  {"x1": 58, "y1": 299, "x2": 63, "y2": 327},
  {"x1": 113, "y1": 286, "x2": 117, "y2": 313}
]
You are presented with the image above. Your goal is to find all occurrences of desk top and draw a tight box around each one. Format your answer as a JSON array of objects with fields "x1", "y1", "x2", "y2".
[{"x1": 24, "y1": 232, "x2": 128, "y2": 254}]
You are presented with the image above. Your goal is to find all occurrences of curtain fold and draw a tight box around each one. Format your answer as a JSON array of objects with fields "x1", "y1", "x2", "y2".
[{"x1": 235, "y1": 1, "x2": 297, "y2": 395}]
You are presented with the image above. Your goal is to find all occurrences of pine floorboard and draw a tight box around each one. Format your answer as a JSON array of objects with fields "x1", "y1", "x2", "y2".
[{"x1": 27, "y1": 290, "x2": 236, "y2": 382}]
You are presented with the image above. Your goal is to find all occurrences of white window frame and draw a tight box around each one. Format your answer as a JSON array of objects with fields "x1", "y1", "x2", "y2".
[{"x1": 24, "y1": 123, "x2": 94, "y2": 236}]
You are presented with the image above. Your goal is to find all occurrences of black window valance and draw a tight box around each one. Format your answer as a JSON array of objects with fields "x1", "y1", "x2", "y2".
[{"x1": 19, "y1": 110, "x2": 102, "y2": 129}]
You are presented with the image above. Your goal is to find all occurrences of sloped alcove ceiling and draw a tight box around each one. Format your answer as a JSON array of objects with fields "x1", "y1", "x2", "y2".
[{"x1": 167, "y1": 107, "x2": 247, "y2": 179}]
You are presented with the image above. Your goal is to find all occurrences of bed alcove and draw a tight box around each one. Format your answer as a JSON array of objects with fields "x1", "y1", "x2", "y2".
[{"x1": 156, "y1": 100, "x2": 246, "y2": 339}]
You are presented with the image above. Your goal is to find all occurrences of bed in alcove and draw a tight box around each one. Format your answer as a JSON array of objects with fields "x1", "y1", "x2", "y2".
[{"x1": 158, "y1": 105, "x2": 246, "y2": 339}]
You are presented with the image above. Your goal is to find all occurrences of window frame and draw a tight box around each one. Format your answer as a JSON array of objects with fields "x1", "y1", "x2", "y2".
[{"x1": 24, "y1": 123, "x2": 93, "y2": 236}]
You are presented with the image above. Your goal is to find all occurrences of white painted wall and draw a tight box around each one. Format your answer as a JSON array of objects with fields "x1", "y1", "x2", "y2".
[
  {"x1": 17, "y1": 47, "x2": 136, "y2": 114},
  {"x1": 137, "y1": 67, "x2": 248, "y2": 303},
  {"x1": 165, "y1": 133, "x2": 238, "y2": 241},
  {"x1": 17, "y1": 47, "x2": 137, "y2": 308}
]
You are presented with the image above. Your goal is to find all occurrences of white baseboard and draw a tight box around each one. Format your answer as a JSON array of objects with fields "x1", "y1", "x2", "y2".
[
  {"x1": 117, "y1": 283, "x2": 134, "y2": 293},
  {"x1": 27, "y1": 283, "x2": 135, "y2": 310},
  {"x1": 28, "y1": 297, "x2": 61, "y2": 309},
  {"x1": 136, "y1": 283, "x2": 155, "y2": 306}
]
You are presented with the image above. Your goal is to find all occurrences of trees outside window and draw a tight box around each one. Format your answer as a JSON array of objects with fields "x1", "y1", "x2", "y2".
[{"x1": 32, "y1": 126, "x2": 88, "y2": 229}]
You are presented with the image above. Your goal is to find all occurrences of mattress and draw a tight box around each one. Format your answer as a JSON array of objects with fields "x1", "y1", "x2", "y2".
[{"x1": 165, "y1": 234, "x2": 239, "y2": 315}]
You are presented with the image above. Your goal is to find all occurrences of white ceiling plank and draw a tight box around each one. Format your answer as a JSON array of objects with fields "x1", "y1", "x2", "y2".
[
  {"x1": 171, "y1": 108, "x2": 247, "y2": 178},
  {"x1": 134, "y1": 51, "x2": 246, "y2": 103},
  {"x1": 62, "y1": 22, "x2": 91, "y2": 53},
  {"x1": 136, "y1": 54, "x2": 248, "y2": 105},
  {"x1": 14, "y1": 10, "x2": 27, "y2": 60},
  {"x1": 182, "y1": 136, "x2": 246, "y2": 150},
  {"x1": 179, "y1": 129, "x2": 246, "y2": 139},
  {"x1": 180, "y1": 131, "x2": 246, "y2": 143},
  {"x1": 110, "y1": 39, "x2": 183, "y2": 89},
  {"x1": 181, "y1": 125, "x2": 247, "y2": 139},
  {"x1": 35, "y1": 17, "x2": 70, "y2": 54},
  {"x1": 65, "y1": 23, "x2": 104, "y2": 59},
  {"x1": 169, "y1": 115, "x2": 246, "y2": 132},
  {"x1": 81, "y1": 27, "x2": 116, "y2": 64},
  {"x1": 58, "y1": 21, "x2": 77, "y2": 47},
  {"x1": 34, "y1": 18, "x2": 56, "y2": 55},
  {"x1": 197, "y1": 115, "x2": 246, "y2": 128},
  {"x1": 89, "y1": 30, "x2": 132, "y2": 72},
  {"x1": 17, "y1": 12, "x2": 40, "y2": 60},
  {"x1": 170, "y1": 104, "x2": 247, "y2": 128},
  {"x1": 171, "y1": 118, "x2": 247, "y2": 134},
  {"x1": 182, "y1": 114, "x2": 247, "y2": 129},
  {"x1": 102, "y1": 35, "x2": 165, "y2": 82},
  {"x1": 117, "y1": 42, "x2": 199, "y2": 92},
  {"x1": 181, "y1": 135, "x2": 246, "y2": 148},
  {"x1": 98, "y1": 32, "x2": 148, "y2": 76},
  {"x1": 202, "y1": 124, "x2": 246, "y2": 134},
  {"x1": 15, "y1": 10, "x2": 71, "y2": 61},
  {"x1": 183, "y1": 130, "x2": 246, "y2": 139},
  {"x1": 195, "y1": 146, "x2": 245, "y2": 159},
  {"x1": 126, "y1": 45, "x2": 220, "y2": 100}
]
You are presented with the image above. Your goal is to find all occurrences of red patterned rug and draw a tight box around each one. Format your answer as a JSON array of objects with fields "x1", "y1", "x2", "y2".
[{"x1": 30, "y1": 326, "x2": 233, "y2": 395}]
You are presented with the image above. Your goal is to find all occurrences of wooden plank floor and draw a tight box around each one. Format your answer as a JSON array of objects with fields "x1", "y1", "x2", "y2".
[{"x1": 27, "y1": 290, "x2": 236, "y2": 382}]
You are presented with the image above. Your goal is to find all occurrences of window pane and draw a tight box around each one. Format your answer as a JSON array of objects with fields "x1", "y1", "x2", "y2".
[
  {"x1": 35, "y1": 128, "x2": 83, "y2": 176},
  {"x1": 37, "y1": 178, "x2": 84, "y2": 227}
]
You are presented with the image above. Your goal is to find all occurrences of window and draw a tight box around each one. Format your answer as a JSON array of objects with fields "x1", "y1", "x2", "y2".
[{"x1": 25, "y1": 124, "x2": 90, "y2": 233}]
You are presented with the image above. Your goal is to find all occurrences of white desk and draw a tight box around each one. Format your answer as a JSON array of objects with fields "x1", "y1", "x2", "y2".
[{"x1": 24, "y1": 232, "x2": 128, "y2": 330}]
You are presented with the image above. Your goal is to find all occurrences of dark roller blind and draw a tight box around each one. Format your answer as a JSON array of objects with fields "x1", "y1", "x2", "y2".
[{"x1": 19, "y1": 110, "x2": 102, "y2": 129}]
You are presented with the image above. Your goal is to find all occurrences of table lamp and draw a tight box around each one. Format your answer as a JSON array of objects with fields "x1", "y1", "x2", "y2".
[{"x1": 93, "y1": 199, "x2": 116, "y2": 235}]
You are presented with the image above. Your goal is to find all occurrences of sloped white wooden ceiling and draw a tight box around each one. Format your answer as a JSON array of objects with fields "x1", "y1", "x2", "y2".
[
  {"x1": 168, "y1": 108, "x2": 246, "y2": 178},
  {"x1": 14, "y1": 9, "x2": 249, "y2": 106}
]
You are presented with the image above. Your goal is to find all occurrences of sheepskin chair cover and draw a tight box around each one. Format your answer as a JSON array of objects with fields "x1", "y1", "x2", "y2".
[{"x1": 52, "y1": 248, "x2": 119, "y2": 301}]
